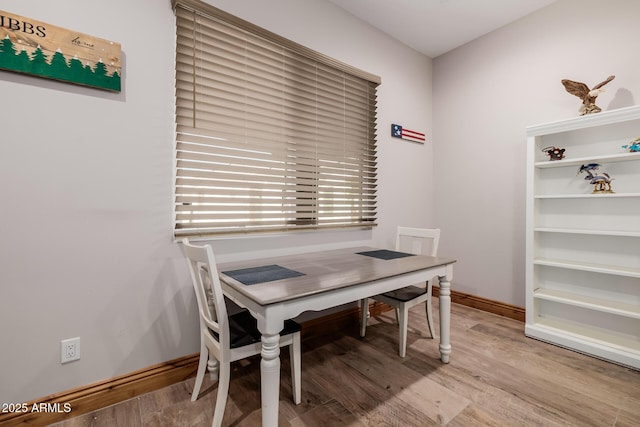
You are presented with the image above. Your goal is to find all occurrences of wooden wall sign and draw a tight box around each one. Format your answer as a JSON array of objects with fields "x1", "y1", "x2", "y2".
[{"x1": 0, "y1": 10, "x2": 121, "y2": 92}]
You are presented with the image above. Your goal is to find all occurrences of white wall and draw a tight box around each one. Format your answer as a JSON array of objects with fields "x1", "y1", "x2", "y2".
[
  {"x1": 0, "y1": 0, "x2": 433, "y2": 403},
  {"x1": 433, "y1": 0, "x2": 640, "y2": 305}
]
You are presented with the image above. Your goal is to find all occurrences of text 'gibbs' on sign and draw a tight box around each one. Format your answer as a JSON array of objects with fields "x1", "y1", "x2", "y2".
[{"x1": 0, "y1": 10, "x2": 122, "y2": 91}]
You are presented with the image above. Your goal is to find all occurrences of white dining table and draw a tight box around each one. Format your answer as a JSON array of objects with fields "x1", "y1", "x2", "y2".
[{"x1": 217, "y1": 246, "x2": 456, "y2": 427}]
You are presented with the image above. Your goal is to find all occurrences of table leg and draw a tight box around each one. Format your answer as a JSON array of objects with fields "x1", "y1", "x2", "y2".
[
  {"x1": 260, "y1": 332, "x2": 281, "y2": 427},
  {"x1": 438, "y1": 275, "x2": 452, "y2": 363},
  {"x1": 207, "y1": 356, "x2": 219, "y2": 382}
]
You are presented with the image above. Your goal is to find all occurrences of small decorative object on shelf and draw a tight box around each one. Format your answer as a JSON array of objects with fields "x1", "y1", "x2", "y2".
[
  {"x1": 621, "y1": 137, "x2": 640, "y2": 152},
  {"x1": 577, "y1": 163, "x2": 614, "y2": 194},
  {"x1": 561, "y1": 75, "x2": 615, "y2": 115},
  {"x1": 542, "y1": 146, "x2": 566, "y2": 160}
]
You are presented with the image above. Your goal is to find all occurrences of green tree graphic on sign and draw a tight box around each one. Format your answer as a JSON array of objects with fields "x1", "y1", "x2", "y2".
[{"x1": 0, "y1": 35, "x2": 121, "y2": 92}]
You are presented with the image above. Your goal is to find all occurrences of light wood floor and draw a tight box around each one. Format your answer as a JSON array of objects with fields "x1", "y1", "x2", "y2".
[{"x1": 50, "y1": 299, "x2": 640, "y2": 426}]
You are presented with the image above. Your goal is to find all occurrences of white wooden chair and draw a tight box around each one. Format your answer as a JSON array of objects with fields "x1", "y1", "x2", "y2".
[
  {"x1": 182, "y1": 239, "x2": 301, "y2": 427},
  {"x1": 359, "y1": 227, "x2": 440, "y2": 357}
]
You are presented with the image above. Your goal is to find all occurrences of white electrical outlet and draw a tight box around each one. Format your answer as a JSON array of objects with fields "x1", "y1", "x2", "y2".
[{"x1": 61, "y1": 337, "x2": 81, "y2": 364}]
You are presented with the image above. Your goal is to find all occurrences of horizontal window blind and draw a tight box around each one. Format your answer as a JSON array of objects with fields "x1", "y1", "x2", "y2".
[{"x1": 173, "y1": 0, "x2": 379, "y2": 237}]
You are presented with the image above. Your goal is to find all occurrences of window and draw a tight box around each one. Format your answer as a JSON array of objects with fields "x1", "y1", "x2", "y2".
[{"x1": 173, "y1": 0, "x2": 380, "y2": 237}]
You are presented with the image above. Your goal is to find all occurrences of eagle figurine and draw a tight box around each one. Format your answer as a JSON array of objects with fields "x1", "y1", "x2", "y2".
[{"x1": 561, "y1": 75, "x2": 615, "y2": 115}]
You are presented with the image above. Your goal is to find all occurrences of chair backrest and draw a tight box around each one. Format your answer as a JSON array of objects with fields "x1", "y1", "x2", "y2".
[
  {"x1": 396, "y1": 226, "x2": 440, "y2": 257},
  {"x1": 182, "y1": 238, "x2": 230, "y2": 353}
]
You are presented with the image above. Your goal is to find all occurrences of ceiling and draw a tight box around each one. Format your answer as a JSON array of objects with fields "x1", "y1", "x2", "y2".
[{"x1": 328, "y1": 0, "x2": 558, "y2": 58}]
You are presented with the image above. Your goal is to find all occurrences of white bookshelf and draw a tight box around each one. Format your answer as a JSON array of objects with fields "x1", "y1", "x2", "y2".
[{"x1": 525, "y1": 105, "x2": 640, "y2": 370}]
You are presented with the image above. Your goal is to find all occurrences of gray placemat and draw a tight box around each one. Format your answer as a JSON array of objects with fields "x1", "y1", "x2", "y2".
[
  {"x1": 356, "y1": 249, "x2": 415, "y2": 260},
  {"x1": 222, "y1": 264, "x2": 305, "y2": 285}
]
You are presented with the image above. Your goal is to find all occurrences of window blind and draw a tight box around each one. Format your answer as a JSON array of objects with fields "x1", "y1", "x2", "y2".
[{"x1": 173, "y1": 0, "x2": 380, "y2": 237}]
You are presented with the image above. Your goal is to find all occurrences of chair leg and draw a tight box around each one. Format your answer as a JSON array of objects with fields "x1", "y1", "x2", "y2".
[
  {"x1": 425, "y1": 283, "x2": 435, "y2": 339},
  {"x1": 359, "y1": 298, "x2": 369, "y2": 337},
  {"x1": 290, "y1": 333, "x2": 302, "y2": 405},
  {"x1": 211, "y1": 361, "x2": 230, "y2": 427},
  {"x1": 191, "y1": 339, "x2": 208, "y2": 401},
  {"x1": 398, "y1": 304, "x2": 409, "y2": 358}
]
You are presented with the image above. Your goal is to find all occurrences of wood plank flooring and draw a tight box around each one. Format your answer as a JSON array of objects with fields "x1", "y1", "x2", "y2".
[{"x1": 49, "y1": 299, "x2": 640, "y2": 426}]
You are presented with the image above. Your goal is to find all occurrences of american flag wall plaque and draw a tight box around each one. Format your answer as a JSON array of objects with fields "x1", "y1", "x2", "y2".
[{"x1": 391, "y1": 123, "x2": 426, "y2": 144}]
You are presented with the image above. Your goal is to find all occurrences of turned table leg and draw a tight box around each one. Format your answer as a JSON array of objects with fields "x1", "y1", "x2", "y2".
[
  {"x1": 438, "y1": 269, "x2": 453, "y2": 363},
  {"x1": 260, "y1": 332, "x2": 281, "y2": 427}
]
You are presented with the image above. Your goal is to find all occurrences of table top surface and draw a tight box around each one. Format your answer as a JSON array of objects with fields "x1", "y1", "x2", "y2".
[{"x1": 218, "y1": 246, "x2": 456, "y2": 306}]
